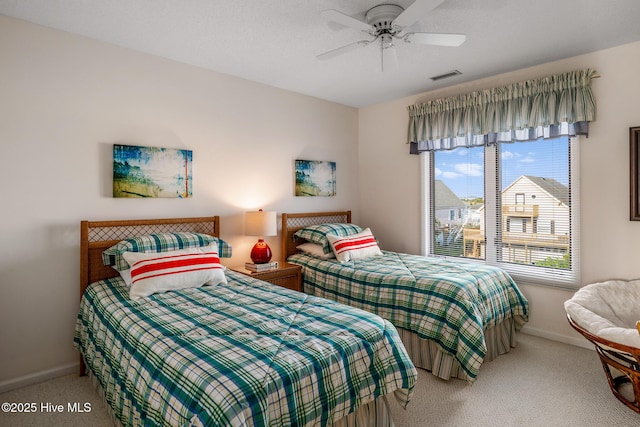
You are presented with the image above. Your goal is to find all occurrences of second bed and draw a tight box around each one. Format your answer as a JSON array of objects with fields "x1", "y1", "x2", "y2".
[{"x1": 282, "y1": 211, "x2": 529, "y2": 383}]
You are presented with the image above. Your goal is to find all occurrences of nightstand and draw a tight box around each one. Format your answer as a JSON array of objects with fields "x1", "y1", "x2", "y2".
[{"x1": 229, "y1": 263, "x2": 303, "y2": 292}]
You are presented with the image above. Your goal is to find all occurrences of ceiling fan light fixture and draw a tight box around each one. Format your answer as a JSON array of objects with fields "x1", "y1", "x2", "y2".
[
  {"x1": 430, "y1": 69, "x2": 462, "y2": 81},
  {"x1": 380, "y1": 34, "x2": 395, "y2": 49}
]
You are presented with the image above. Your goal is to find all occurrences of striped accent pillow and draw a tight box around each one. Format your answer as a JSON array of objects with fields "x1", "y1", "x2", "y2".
[
  {"x1": 326, "y1": 228, "x2": 383, "y2": 263},
  {"x1": 293, "y1": 223, "x2": 363, "y2": 255},
  {"x1": 122, "y1": 243, "x2": 227, "y2": 300}
]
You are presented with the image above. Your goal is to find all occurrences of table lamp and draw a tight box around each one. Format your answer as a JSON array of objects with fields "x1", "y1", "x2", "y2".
[{"x1": 245, "y1": 209, "x2": 277, "y2": 264}]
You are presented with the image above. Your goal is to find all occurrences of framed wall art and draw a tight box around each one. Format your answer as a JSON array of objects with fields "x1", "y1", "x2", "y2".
[
  {"x1": 113, "y1": 144, "x2": 193, "y2": 198},
  {"x1": 631, "y1": 126, "x2": 640, "y2": 220},
  {"x1": 295, "y1": 159, "x2": 336, "y2": 197}
]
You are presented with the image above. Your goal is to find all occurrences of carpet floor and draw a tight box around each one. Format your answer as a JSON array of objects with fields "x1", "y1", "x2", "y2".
[{"x1": 1, "y1": 333, "x2": 638, "y2": 426}]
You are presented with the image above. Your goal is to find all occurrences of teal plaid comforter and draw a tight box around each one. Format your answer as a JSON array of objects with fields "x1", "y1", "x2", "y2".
[
  {"x1": 74, "y1": 270, "x2": 416, "y2": 427},
  {"x1": 288, "y1": 251, "x2": 529, "y2": 382}
]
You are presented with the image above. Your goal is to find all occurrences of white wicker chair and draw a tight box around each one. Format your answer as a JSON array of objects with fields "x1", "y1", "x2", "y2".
[{"x1": 565, "y1": 279, "x2": 640, "y2": 413}]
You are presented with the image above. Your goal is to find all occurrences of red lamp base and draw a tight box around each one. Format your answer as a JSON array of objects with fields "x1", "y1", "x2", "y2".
[{"x1": 250, "y1": 239, "x2": 272, "y2": 264}]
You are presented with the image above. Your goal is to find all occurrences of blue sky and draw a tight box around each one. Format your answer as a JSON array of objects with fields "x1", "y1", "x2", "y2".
[{"x1": 434, "y1": 137, "x2": 569, "y2": 199}]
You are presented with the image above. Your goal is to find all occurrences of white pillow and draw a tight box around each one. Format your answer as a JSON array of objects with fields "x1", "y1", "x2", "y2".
[
  {"x1": 122, "y1": 243, "x2": 227, "y2": 300},
  {"x1": 118, "y1": 268, "x2": 133, "y2": 285},
  {"x1": 326, "y1": 228, "x2": 383, "y2": 263},
  {"x1": 296, "y1": 242, "x2": 335, "y2": 259}
]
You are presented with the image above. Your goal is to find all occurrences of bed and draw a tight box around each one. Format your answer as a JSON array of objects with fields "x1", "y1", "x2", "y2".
[
  {"x1": 282, "y1": 211, "x2": 529, "y2": 383},
  {"x1": 74, "y1": 216, "x2": 417, "y2": 426}
]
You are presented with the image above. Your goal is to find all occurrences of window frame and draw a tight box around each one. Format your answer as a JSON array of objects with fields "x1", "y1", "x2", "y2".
[{"x1": 420, "y1": 137, "x2": 581, "y2": 290}]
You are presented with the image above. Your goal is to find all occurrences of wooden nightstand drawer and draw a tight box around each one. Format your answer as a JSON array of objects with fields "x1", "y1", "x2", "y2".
[{"x1": 229, "y1": 263, "x2": 302, "y2": 292}]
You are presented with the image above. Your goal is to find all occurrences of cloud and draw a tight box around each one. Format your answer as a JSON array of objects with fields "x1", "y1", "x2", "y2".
[
  {"x1": 442, "y1": 171, "x2": 461, "y2": 179},
  {"x1": 519, "y1": 155, "x2": 535, "y2": 163},
  {"x1": 454, "y1": 163, "x2": 483, "y2": 176},
  {"x1": 502, "y1": 150, "x2": 515, "y2": 160}
]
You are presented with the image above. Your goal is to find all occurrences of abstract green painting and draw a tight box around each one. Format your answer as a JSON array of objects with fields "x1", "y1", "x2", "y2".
[
  {"x1": 295, "y1": 159, "x2": 336, "y2": 197},
  {"x1": 113, "y1": 144, "x2": 193, "y2": 198}
]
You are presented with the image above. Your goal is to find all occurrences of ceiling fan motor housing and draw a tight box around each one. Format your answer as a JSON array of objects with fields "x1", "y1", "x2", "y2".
[{"x1": 365, "y1": 4, "x2": 404, "y2": 36}]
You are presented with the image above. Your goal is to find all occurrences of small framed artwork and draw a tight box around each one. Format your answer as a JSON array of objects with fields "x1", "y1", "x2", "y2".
[
  {"x1": 295, "y1": 159, "x2": 336, "y2": 197},
  {"x1": 631, "y1": 126, "x2": 640, "y2": 220},
  {"x1": 113, "y1": 144, "x2": 193, "y2": 198}
]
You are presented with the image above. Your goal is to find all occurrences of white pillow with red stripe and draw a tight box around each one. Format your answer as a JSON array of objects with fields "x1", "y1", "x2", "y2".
[
  {"x1": 122, "y1": 243, "x2": 227, "y2": 300},
  {"x1": 326, "y1": 228, "x2": 383, "y2": 263}
]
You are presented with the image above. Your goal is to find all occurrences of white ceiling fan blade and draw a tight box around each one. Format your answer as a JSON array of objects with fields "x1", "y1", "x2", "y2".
[
  {"x1": 393, "y1": 0, "x2": 447, "y2": 28},
  {"x1": 404, "y1": 32, "x2": 466, "y2": 47},
  {"x1": 317, "y1": 39, "x2": 372, "y2": 60},
  {"x1": 320, "y1": 9, "x2": 372, "y2": 32}
]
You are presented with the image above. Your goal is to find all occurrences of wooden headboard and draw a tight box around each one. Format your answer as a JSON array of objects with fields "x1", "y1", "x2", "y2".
[
  {"x1": 80, "y1": 216, "x2": 220, "y2": 298},
  {"x1": 281, "y1": 211, "x2": 351, "y2": 261}
]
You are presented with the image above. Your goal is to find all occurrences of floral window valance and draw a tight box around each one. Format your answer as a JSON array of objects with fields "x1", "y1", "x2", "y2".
[{"x1": 407, "y1": 69, "x2": 599, "y2": 153}]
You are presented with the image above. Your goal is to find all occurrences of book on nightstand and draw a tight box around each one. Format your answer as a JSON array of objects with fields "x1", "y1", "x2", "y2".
[{"x1": 244, "y1": 261, "x2": 279, "y2": 272}]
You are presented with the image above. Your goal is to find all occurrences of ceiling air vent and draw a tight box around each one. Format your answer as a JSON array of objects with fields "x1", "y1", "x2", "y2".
[{"x1": 430, "y1": 70, "x2": 462, "y2": 81}]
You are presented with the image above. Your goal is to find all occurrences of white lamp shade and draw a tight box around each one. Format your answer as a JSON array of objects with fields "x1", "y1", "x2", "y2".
[{"x1": 245, "y1": 210, "x2": 277, "y2": 237}]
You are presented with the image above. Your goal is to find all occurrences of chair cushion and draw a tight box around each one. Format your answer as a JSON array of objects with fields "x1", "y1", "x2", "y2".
[{"x1": 565, "y1": 279, "x2": 640, "y2": 348}]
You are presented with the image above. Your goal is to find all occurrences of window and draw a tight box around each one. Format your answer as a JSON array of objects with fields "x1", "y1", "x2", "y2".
[{"x1": 423, "y1": 136, "x2": 580, "y2": 288}]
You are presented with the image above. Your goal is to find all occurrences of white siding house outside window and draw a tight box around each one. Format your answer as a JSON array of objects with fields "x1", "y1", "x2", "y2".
[{"x1": 422, "y1": 136, "x2": 580, "y2": 289}]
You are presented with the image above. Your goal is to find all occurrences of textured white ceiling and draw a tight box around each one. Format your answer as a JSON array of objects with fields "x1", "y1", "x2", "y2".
[{"x1": 2, "y1": 0, "x2": 640, "y2": 107}]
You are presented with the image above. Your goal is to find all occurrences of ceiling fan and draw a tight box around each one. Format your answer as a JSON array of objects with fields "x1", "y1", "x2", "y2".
[{"x1": 317, "y1": 0, "x2": 465, "y2": 71}]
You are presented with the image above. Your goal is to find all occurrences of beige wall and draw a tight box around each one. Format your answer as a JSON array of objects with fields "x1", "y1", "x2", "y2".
[
  {"x1": 358, "y1": 41, "x2": 640, "y2": 347},
  {"x1": 0, "y1": 16, "x2": 358, "y2": 390}
]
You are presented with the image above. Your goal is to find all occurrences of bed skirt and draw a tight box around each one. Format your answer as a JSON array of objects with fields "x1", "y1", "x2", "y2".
[
  {"x1": 84, "y1": 360, "x2": 397, "y2": 427},
  {"x1": 396, "y1": 317, "x2": 517, "y2": 382}
]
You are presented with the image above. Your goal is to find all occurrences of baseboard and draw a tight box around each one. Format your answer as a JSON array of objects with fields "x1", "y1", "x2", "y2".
[
  {"x1": 0, "y1": 363, "x2": 79, "y2": 394},
  {"x1": 521, "y1": 325, "x2": 594, "y2": 350}
]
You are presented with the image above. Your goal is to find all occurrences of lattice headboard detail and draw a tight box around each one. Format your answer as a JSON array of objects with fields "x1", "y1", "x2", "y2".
[
  {"x1": 281, "y1": 211, "x2": 351, "y2": 260},
  {"x1": 87, "y1": 222, "x2": 217, "y2": 243}
]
